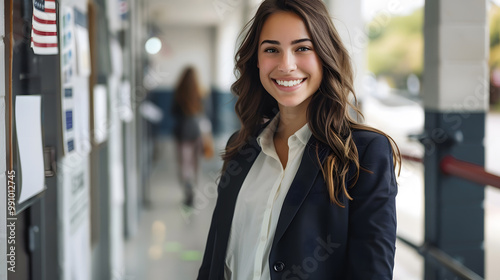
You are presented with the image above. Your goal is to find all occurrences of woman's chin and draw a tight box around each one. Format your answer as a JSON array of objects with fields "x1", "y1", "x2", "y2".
[{"x1": 275, "y1": 99, "x2": 310, "y2": 111}]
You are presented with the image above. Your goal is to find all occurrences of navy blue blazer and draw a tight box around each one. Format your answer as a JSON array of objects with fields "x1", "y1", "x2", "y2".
[{"x1": 198, "y1": 129, "x2": 398, "y2": 280}]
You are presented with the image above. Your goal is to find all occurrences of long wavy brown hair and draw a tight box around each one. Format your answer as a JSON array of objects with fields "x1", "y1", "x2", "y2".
[
  {"x1": 174, "y1": 66, "x2": 203, "y2": 116},
  {"x1": 224, "y1": 0, "x2": 401, "y2": 207}
]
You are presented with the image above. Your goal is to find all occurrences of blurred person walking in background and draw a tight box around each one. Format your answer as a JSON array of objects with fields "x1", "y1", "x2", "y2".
[{"x1": 172, "y1": 66, "x2": 212, "y2": 207}]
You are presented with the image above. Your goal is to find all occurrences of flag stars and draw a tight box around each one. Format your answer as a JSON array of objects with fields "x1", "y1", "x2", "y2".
[{"x1": 34, "y1": 0, "x2": 44, "y2": 10}]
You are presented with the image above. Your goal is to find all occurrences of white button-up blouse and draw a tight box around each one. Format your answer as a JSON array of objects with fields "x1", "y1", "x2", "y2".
[{"x1": 224, "y1": 114, "x2": 312, "y2": 280}]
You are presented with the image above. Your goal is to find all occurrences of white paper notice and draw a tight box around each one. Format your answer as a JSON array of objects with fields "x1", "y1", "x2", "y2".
[
  {"x1": 73, "y1": 79, "x2": 90, "y2": 155},
  {"x1": 60, "y1": 5, "x2": 77, "y2": 155},
  {"x1": 119, "y1": 81, "x2": 133, "y2": 123},
  {"x1": 15, "y1": 95, "x2": 45, "y2": 203},
  {"x1": 93, "y1": 85, "x2": 108, "y2": 144},
  {"x1": 60, "y1": 160, "x2": 91, "y2": 280},
  {"x1": 75, "y1": 25, "x2": 91, "y2": 77}
]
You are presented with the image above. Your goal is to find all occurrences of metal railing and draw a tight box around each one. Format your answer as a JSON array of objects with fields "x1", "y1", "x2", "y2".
[
  {"x1": 397, "y1": 153, "x2": 500, "y2": 280},
  {"x1": 440, "y1": 155, "x2": 500, "y2": 190},
  {"x1": 396, "y1": 236, "x2": 484, "y2": 280}
]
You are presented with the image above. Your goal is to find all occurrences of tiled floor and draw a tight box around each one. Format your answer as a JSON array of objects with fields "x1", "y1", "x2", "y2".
[{"x1": 124, "y1": 114, "x2": 500, "y2": 280}]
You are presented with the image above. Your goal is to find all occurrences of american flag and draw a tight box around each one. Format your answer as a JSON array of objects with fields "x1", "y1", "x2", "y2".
[
  {"x1": 119, "y1": 0, "x2": 128, "y2": 20},
  {"x1": 31, "y1": 0, "x2": 58, "y2": 55}
]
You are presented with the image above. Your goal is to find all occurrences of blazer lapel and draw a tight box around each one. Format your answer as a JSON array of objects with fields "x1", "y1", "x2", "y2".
[
  {"x1": 273, "y1": 137, "x2": 329, "y2": 244},
  {"x1": 213, "y1": 122, "x2": 274, "y2": 278},
  {"x1": 216, "y1": 136, "x2": 261, "y2": 231},
  {"x1": 213, "y1": 136, "x2": 261, "y2": 277}
]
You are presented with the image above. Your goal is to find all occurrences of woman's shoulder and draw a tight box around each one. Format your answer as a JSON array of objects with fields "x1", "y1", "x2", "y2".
[
  {"x1": 351, "y1": 129, "x2": 393, "y2": 156},
  {"x1": 227, "y1": 130, "x2": 241, "y2": 146}
]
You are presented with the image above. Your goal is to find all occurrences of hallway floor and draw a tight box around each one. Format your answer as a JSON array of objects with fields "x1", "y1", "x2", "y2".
[{"x1": 124, "y1": 136, "x2": 227, "y2": 280}]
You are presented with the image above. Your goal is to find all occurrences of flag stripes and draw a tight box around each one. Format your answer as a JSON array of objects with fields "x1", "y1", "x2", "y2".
[{"x1": 31, "y1": 0, "x2": 58, "y2": 55}]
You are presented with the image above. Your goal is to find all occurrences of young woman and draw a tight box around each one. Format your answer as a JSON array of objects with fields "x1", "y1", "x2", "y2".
[
  {"x1": 198, "y1": 0, "x2": 400, "y2": 279},
  {"x1": 172, "y1": 66, "x2": 206, "y2": 207}
]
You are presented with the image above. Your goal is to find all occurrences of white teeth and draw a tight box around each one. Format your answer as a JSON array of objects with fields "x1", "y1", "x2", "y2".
[{"x1": 275, "y1": 79, "x2": 304, "y2": 87}]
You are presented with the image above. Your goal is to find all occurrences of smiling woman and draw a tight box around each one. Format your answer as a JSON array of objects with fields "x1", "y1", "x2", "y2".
[
  {"x1": 258, "y1": 12, "x2": 322, "y2": 121},
  {"x1": 197, "y1": 0, "x2": 401, "y2": 279}
]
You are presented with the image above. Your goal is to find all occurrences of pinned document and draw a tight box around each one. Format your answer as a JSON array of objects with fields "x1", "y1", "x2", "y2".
[{"x1": 15, "y1": 95, "x2": 46, "y2": 203}]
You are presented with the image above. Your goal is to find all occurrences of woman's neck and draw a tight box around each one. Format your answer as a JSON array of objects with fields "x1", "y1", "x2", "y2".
[{"x1": 275, "y1": 106, "x2": 308, "y2": 140}]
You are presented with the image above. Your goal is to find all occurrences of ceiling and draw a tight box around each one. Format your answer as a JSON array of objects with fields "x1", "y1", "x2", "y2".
[{"x1": 143, "y1": 0, "x2": 239, "y2": 26}]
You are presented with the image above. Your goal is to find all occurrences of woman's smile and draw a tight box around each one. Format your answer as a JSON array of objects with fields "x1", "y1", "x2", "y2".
[{"x1": 272, "y1": 78, "x2": 307, "y2": 91}]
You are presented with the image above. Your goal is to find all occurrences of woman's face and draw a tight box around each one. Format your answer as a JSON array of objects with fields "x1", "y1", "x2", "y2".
[{"x1": 258, "y1": 11, "x2": 323, "y2": 113}]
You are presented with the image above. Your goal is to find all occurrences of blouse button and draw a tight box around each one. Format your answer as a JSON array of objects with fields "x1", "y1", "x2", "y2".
[{"x1": 273, "y1": 261, "x2": 285, "y2": 272}]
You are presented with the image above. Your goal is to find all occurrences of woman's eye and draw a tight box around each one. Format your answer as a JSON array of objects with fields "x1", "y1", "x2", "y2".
[
  {"x1": 297, "y1": 46, "x2": 311, "y2": 52},
  {"x1": 264, "y1": 48, "x2": 277, "y2": 53}
]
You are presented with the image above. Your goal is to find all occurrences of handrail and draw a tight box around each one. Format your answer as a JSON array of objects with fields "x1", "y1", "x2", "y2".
[
  {"x1": 440, "y1": 155, "x2": 500, "y2": 190},
  {"x1": 399, "y1": 153, "x2": 500, "y2": 190},
  {"x1": 401, "y1": 153, "x2": 423, "y2": 163},
  {"x1": 396, "y1": 236, "x2": 484, "y2": 280}
]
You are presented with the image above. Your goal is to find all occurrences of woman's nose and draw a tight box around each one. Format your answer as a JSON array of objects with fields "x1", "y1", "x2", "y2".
[{"x1": 277, "y1": 51, "x2": 297, "y2": 72}]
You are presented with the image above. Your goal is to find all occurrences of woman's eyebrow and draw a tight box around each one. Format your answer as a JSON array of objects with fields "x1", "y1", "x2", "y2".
[{"x1": 260, "y1": 38, "x2": 312, "y2": 46}]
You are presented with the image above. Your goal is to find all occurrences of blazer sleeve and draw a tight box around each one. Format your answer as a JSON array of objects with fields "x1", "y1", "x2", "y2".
[
  {"x1": 347, "y1": 134, "x2": 398, "y2": 280},
  {"x1": 197, "y1": 131, "x2": 240, "y2": 280}
]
